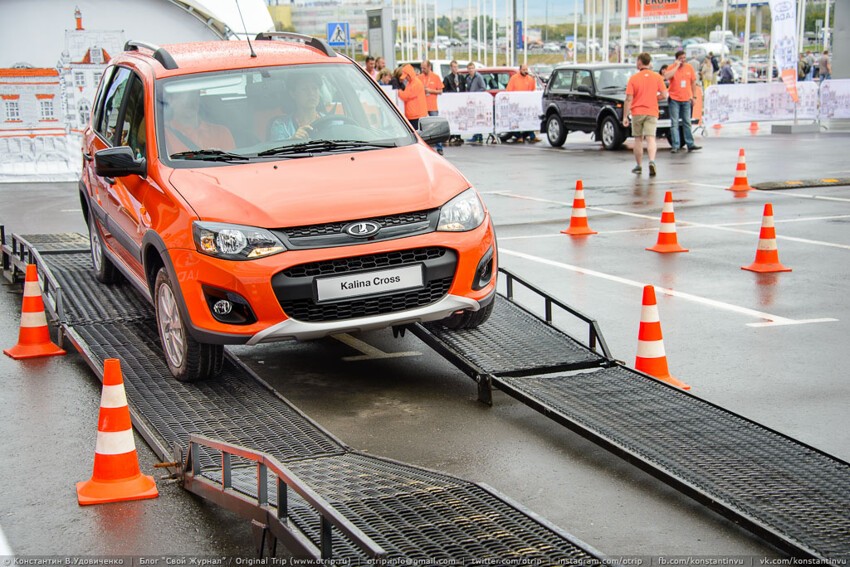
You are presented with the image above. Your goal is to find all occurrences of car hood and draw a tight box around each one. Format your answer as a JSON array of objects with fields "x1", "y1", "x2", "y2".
[{"x1": 168, "y1": 144, "x2": 470, "y2": 227}]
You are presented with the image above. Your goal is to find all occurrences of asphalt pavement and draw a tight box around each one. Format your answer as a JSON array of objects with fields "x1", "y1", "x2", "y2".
[{"x1": 1, "y1": 123, "x2": 848, "y2": 560}]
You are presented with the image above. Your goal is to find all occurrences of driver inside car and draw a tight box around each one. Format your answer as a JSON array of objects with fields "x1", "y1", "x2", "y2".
[{"x1": 269, "y1": 73, "x2": 324, "y2": 141}]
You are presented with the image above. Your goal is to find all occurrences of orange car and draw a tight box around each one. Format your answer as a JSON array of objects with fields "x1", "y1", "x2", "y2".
[{"x1": 81, "y1": 34, "x2": 497, "y2": 381}]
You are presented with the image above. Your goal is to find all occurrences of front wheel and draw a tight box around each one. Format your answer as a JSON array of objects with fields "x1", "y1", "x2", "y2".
[
  {"x1": 88, "y1": 209, "x2": 118, "y2": 284},
  {"x1": 600, "y1": 115, "x2": 625, "y2": 150},
  {"x1": 154, "y1": 268, "x2": 223, "y2": 382},
  {"x1": 546, "y1": 114, "x2": 567, "y2": 147},
  {"x1": 439, "y1": 299, "x2": 495, "y2": 330}
]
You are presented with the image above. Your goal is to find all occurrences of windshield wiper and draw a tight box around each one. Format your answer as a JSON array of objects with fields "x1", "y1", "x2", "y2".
[
  {"x1": 257, "y1": 139, "x2": 397, "y2": 157},
  {"x1": 170, "y1": 149, "x2": 249, "y2": 162}
]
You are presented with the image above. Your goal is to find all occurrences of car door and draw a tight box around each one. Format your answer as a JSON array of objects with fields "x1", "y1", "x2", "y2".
[
  {"x1": 90, "y1": 67, "x2": 149, "y2": 279},
  {"x1": 546, "y1": 69, "x2": 574, "y2": 124},
  {"x1": 570, "y1": 69, "x2": 598, "y2": 132}
]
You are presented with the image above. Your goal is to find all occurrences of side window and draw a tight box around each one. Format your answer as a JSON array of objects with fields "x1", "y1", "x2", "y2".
[
  {"x1": 550, "y1": 70, "x2": 574, "y2": 92},
  {"x1": 119, "y1": 76, "x2": 146, "y2": 159},
  {"x1": 96, "y1": 67, "x2": 132, "y2": 143},
  {"x1": 575, "y1": 70, "x2": 593, "y2": 90},
  {"x1": 498, "y1": 73, "x2": 511, "y2": 89}
]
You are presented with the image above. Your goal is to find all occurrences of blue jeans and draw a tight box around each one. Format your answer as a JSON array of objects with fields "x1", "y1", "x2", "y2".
[
  {"x1": 428, "y1": 110, "x2": 443, "y2": 151},
  {"x1": 668, "y1": 99, "x2": 695, "y2": 149}
]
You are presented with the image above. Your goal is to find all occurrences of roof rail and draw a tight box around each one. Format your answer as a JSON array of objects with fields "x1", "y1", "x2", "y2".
[
  {"x1": 124, "y1": 40, "x2": 179, "y2": 70},
  {"x1": 254, "y1": 32, "x2": 337, "y2": 58}
]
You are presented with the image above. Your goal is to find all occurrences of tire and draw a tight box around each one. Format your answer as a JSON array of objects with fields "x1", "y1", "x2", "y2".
[
  {"x1": 545, "y1": 114, "x2": 567, "y2": 147},
  {"x1": 439, "y1": 299, "x2": 495, "y2": 331},
  {"x1": 600, "y1": 115, "x2": 625, "y2": 150},
  {"x1": 88, "y1": 209, "x2": 118, "y2": 284},
  {"x1": 154, "y1": 268, "x2": 223, "y2": 382}
]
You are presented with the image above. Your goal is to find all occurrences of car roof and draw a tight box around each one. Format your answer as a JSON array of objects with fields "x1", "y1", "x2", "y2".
[{"x1": 117, "y1": 39, "x2": 341, "y2": 79}]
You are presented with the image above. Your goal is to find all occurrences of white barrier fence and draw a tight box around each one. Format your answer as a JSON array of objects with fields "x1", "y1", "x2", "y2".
[{"x1": 703, "y1": 79, "x2": 850, "y2": 126}]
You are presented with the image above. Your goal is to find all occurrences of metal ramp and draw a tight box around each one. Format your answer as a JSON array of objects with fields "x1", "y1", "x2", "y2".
[
  {"x1": 412, "y1": 270, "x2": 850, "y2": 561},
  {"x1": 1, "y1": 231, "x2": 605, "y2": 564}
]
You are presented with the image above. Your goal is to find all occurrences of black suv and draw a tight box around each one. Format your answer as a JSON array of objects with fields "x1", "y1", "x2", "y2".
[{"x1": 540, "y1": 63, "x2": 671, "y2": 150}]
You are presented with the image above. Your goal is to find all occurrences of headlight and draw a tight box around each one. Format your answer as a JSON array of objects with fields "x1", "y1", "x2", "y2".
[
  {"x1": 193, "y1": 222, "x2": 285, "y2": 260},
  {"x1": 437, "y1": 188, "x2": 485, "y2": 232}
]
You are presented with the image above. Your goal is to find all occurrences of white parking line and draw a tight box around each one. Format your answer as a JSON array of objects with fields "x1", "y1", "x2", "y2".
[
  {"x1": 333, "y1": 333, "x2": 421, "y2": 361},
  {"x1": 499, "y1": 249, "x2": 838, "y2": 327},
  {"x1": 0, "y1": 524, "x2": 12, "y2": 555},
  {"x1": 759, "y1": 191, "x2": 850, "y2": 203}
]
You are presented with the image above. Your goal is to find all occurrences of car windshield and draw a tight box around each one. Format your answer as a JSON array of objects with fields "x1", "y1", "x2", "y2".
[
  {"x1": 157, "y1": 64, "x2": 416, "y2": 163},
  {"x1": 593, "y1": 66, "x2": 634, "y2": 91}
]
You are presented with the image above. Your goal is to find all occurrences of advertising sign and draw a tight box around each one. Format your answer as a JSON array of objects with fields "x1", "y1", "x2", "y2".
[
  {"x1": 768, "y1": 0, "x2": 799, "y2": 103},
  {"x1": 628, "y1": 0, "x2": 689, "y2": 25}
]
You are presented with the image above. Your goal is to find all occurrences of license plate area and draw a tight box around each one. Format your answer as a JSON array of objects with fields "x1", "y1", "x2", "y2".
[{"x1": 315, "y1": 264, "x2": 425, "y2": 303}]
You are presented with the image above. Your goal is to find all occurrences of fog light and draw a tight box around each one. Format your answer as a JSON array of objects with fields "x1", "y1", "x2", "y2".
[
  {"x1": 472, "y1": 246, "x2": 495, "y2": 290},
  {"x1": 213, "y1": 300, "x2": 233, "y2": 316}
]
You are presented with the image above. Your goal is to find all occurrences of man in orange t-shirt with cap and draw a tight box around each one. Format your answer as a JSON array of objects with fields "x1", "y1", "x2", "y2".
[
  {"x1": 663, "y1": 50, "x2": 702, "y2": 154},
  {"x1": 623, "y1": 52, "x2": 668, "y2": 177}
]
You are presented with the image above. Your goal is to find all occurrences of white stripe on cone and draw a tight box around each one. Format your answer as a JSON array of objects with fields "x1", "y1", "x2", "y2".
[
  {"x1": 572, "y1": 208, "x2": 588, "y2": 218},
  {"x1": 640, "y1": 305, "x2": 660, "y2": 322},
  {"x1": 100, "y1": 384, "x2": 129, "y2": 409},
  {"x1": 21, "y1": 311, "x2": 48, "y2": 328},
  {"x1": 637, "y1": 340, "x2": 666, "y2": 358},
  {"x1": 23, "y1": 280, "x2": 42, "y2": 296},
  {"x1": 659, "y1": 223, "x2": 676, "y2": 233},
  {"x1": 95, "y1": 429, "x2": 137, "y2": 455},
  {"x1": 757, "y1": 240, "x2": 779, "y2": 251}
]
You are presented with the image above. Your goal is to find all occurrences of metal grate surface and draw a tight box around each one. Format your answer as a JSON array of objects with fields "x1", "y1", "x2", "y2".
[
  {"x1": 43, "y1": 252, "x2": 152, "y2": 325},
  {"x1": 214, "y1": 456, "x2": 600, "y2": 564},
  {"x1": 15, "y1": 232, "x2": 91, "y2": 253},
  {"x1": 498, "y1": 366, "x2": 850, "y2": 559},
  {"x1": 419, "y1": 296, "x2": 606, "y2": 376},
  {"x1": 73, "y1": 319, "x2": 346, "y2": 464}
]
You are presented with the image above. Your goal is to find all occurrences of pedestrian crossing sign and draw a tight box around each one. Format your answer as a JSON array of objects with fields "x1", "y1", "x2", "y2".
[{"x1": 327, "y1": 22, "x2": 350, "y2": 47}]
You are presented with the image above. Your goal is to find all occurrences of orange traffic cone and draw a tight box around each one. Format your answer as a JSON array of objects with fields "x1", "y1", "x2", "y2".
[
  {"x1": 742, "y1": 203, "x2": 792, "y2": 273},
  {"x1": 561, "y1": 180, "x2": 597, "y2": 236},
  {"x1": 76, "y1": 359, "x2": 158, "y2": 505},
  {"x1": 635, "y1": 285, "x2": 690, "y2": 390},
  {"x1": 646, "y1": 192, "x2": 688, "y2": 254},
  {"x1": 4, "y1": 264, "x2": 66, "y2": 360},
  {"x1": 749, "y1": 121, "x2": 759, "y2": 132},
  {"x1": 727, "y1": 148, "x2": 754, "y2": 193}
]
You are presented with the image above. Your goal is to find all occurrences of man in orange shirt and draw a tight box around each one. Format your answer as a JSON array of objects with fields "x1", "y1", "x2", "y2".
[
  {"x1": 421, "y1": 60, "x2": 445, "y2": 154},
  {"x1": 506, "y1": 64, "x2": 540, "y2": 143},
  {"x1": 663, "y1": 50, "x2": 702, "y2": 153},
  {"x1": 623, "y1": 53, "x2": 668, "y2": 177},
  {"x1": 397, "y1": 64, "x2": 427, "y2": 130}
]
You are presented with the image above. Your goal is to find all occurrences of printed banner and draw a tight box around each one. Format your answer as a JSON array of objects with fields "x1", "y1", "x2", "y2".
[
  {"x1": 494, "y1": 91, "x2": 543, "y2": 134},
  {"x1": 439, "y1": 92, "x2": 495, "y2": 136},
  {"x1": 769, "y1": 0, "x2": 799, "y2": 102},
  {"x1": 819, "y1": 80, "x2": 850, "y2": 120},
  {"x1": 628, "y1": 0, "x2": 688, "y2": 25},
  {"x1": 703, "y1": 82, "x2": 819, "y2": 126}
]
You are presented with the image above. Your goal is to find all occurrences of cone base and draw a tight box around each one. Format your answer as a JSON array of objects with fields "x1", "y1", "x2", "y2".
[
  {"x1": 741, "y1": 262, "x2": 792, "y2": 273},
  {"x1": 646, "y1": 244, "x2": 688, "y2": 254},
  {"x1": 726, "y1": 185, "x2": 753, "y2": 193},
  {"x1": 4, "y1": 342, "x2": 66, "y2": 360},
  {"x1": 653, "y1": 373, "x2": 692, "y2": 390},
  {"x1": 76, "y1": 473, "x2": 158, "y2": 505},
  {"x1": 561, "y1": 227, "x2": 597, "y2": 236}
]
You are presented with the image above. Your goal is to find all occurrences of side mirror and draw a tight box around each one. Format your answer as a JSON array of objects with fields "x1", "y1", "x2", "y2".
[
  {"x1": 576, "y1": 84, "x2": 593, "y2": 94},
  {"x1": 417, "y1": 116, "x2": 451, "y2": 145},
  {"x1": 95, "y1": 146, "x2": 146, "y2": 178}
]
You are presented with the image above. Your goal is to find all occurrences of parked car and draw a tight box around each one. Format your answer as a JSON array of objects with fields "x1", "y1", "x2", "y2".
[
  {"x1": 81, "y1": 34, "x2": 497, "y2": 381},
  {"x1": 458, "y1": 66, "x2": 519, "y2": 96},
  {"x1": 540, "y1": 63, "x2": 671, "y2": 150},
  {"x1": 530, "y1": 63, "x2": 554, "y2": 84}
]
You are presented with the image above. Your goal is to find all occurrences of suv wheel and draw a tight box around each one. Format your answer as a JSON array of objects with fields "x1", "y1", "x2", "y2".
[
  {"x1": 154, "y1": 268, "x2": 223, "y2": 382},
  {"x1": 546, "y1": 114, "x2": 567, "y2": 147},
  {"x1": 88, "y1": 210, "x2": 118, "y2": 284},
  {"x1": 600, "y1": 115, "x2": 625, "y2": 150},
  {"x1": 439, "y1": 300, "x2": 494, "y2": 330}
]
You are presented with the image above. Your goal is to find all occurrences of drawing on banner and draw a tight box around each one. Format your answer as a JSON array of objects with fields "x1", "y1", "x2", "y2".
[
  {"x1": 703, "y1": 82, "x2": 818, "y2": 126},
  {"x1": 440, "y1": 93, "x2": 494, "y2": 136},
  {"x1": 494, "y1": 92, "x2": 543, "y2": 133},
  {"x1": 819, "y1": 81, "x2": 850, "y2": 120}
]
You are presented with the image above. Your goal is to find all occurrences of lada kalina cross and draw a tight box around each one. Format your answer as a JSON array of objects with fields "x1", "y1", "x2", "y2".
[{"x1": 81, "y1": 35, "x2": 497, "y2": 381}]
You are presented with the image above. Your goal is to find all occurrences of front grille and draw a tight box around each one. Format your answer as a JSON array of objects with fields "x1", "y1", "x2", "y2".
[
  {"x1": 276, "y1": 247, "x2": 457, "y2": 323},
  {"x1": 280, "y1": 277, "x2": 453, "y2": 322},
  {"x1": 283, "y1": 211, "x2": 430, "y2": 239},
  {"x1": 282, "y1": 247, "x2": 446, "y2": 278}
]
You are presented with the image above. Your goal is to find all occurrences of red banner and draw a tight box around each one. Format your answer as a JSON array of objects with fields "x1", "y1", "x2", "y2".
[{"x1": 628, "y1": 0, "x2": 689, "y2": 25}]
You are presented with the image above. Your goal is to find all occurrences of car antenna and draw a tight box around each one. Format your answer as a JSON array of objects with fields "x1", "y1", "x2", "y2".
[{"x1": 235, "y1": 0, "x2": 257, "y2": 58}]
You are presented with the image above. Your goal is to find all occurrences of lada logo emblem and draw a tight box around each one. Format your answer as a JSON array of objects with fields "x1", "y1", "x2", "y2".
[{"x1": 344, "y1": 221, "x2": 380, "y2": 238}]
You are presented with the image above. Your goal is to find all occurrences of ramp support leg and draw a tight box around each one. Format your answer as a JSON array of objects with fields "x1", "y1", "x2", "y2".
[
  {"x1": 251, "y1": 520, "x2": 277, "y2": 558},
  {"x1": 477, "y1": 374, "x2": 493, "y2": 406}
]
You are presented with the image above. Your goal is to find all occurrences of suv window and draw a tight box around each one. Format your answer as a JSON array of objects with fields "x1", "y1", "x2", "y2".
[
  {"x1": 575, "y1": 70, "x2": 593, "y2": 90},
  {"x1": 97, "y1": 67, "x2": 132, "y2": 143},
  {"x1": 549, "y1": 70, "x2": 574, "y2": 92},
  {"x1": 119, "y1": 76, "x2": 146, "y2": 159}
]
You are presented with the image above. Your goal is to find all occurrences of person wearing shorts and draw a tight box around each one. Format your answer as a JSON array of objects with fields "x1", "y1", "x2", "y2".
[{"x1": 623, "y1": 53, "x2": 668, "y2": 177}]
